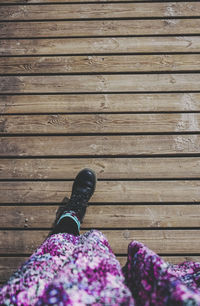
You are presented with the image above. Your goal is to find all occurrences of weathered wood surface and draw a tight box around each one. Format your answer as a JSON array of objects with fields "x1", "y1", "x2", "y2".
[
  {"x1": 117, "y1": 256, "x2": 200, "y2": 268},
  {"x1": 1, "y1": 37, "x2": 200, "y2": 56},
  {"x1": 0, "y1": 92, "x2": 200, "y2": 114},
  {"x1": 1, "y1": 3, "x2": 200, "y2": 20},
  {"x1": 1, "y1": 157, "x2": 200, "y2": 179},
  {"x1": 1, "y1": 19, "x2": 200, "y2": 38},
  {"x1": 1, "y1": 135, "x2": 200, "y2": 156},
  {"x1": 0, "y1": 205, "x2": 199, "y2": 228},
  {"x1": 0, "y1": 230, "x2": 200, "y2": 254},
  {"x1": 1, "y1": 181, "x2": 200, "y2": 203},
  {"x1": 1, "y1": 93, "x2": 200, "y2": 114},
  {"x1": 1, "y1": 113, "x2": 200, "y2": 134},
  {"x1": 2, "y1": 55, "x2": 200, "y2": 74},
  {"x1": 1, "y1": 74, "x2": 200, "y2": 93}
]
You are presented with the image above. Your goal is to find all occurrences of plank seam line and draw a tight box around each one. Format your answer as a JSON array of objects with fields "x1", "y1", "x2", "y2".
[
  {"x1": 1, "y1": 91, "x2": 200, "y2": 95},
  {"x1": 0, "y1": 0, "x2": 199, "y2": 5},
  {"x1": 1, "y1": 156, "x2": 200, "y2": 159},
  {"x1": 2, "y1": 52, "x2": 200, "y2": 58},
  {"x1": 2, "y1": 34, "x2": 200, "y2": 40},
  {"x1": 1, "y1": 132, "x2": 200, "y2": 137},
  {"x1": 116, "y1": 253, "x2": 200, "y2": 257},
  {"x1": 1, "y1": 178, "x2": 200, "y2": 182},
  {"x1": 1, "y1": 91, "x2": 200, "y2": 96},
  {"x1": 2, "y1": 16, "x2": 200, "y2": 22},
  {"x1": 1, "y1": 253, "x2": 199, "y2": 259},
  {"x1": 1, "y1": 154, "x2": 200, "y2": 158},
  {"x1": 1, "y1": 227, "x2": 200, "y2": 230},
  {"x1": 1, "y1": 202, "x2": 200, "y2": 206},
  {"x1": 3, "y1": 70, "x2": 200, "y2": 76},
  {"x1": 1, "y1": 111, "x2": 200, "y2": 115},
  {"x1": 0, "y1": 254, "x2": 31, "y2": 257},
  {"x1": 1, "y1": 34, "x2": 200, "y2": 40}
]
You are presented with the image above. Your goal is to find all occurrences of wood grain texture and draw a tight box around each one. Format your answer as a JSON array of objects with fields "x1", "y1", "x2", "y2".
[
  {"x1": 0, "y1": 230, "x2": 200, "y2": 254},
  {"x1": 1, "y1": 19, "x2": 200, "y2": 38},
  {"x1": 0, "y1": 135, "x2": 200, "y2": 156},
  {"x1": 0, "y1": 205, "x2": 199, "y2": 228},
  {"x1": 1, "y1": 113, "x2": 200, "y2": 134},
  {"x1": 1, "y1": 37, "x2": 199, "y2": 56},
  {"x1": 1, "y1": 157, "x2": 200, "y2": 179},
  {"x1": 0, "y1": 181, "x2": 200, "y2": 203},
  {"x1": 1, "y1": 93, "x2": 200, "y2": 114},
  {"x1": 117, "y1": 255, "x2": 200, "y2": 268},
  {"x1": 1, "y1": 255, "x2": 200, "y2": 284},
  {"x1": 1, "y1": 3, "x2": 200, "y2": 20},
  {"x1": 1, "y1": 74, "x2": 200, "y2": 93},
  {"x1": 0, "y1": 257, "x2": 29, "y2": 284},
  {"x1": 2, "y1": 54, "x2": 200, "y2": 74}
]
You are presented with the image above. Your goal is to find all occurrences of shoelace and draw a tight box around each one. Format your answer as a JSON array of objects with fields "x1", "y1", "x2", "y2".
[
  {"x1": 67, "y1": 193, "x2": 89, "y2": 213},
  {"x1": 56, "y1": 191, "x2": 90, "y2": 229}
]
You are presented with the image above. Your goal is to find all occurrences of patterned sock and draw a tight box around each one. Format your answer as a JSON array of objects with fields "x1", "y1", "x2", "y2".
[
  {"x1": 57, "y1": 210, "x2": 81, "y2": 231},
  {"x1": 51, "y1": 211, "x2": 80, "y2": 236}
]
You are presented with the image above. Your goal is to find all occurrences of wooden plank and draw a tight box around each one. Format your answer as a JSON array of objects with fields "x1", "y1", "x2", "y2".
[
  {"x1": 0, "y1": 181, "x2": 200, "y2": 203},
  {"x1": 0, "y1": 229, "x2": 200, "y2": 254},
  {"x1": 2, "y1": 54, "x2": 200, "y2": 74},
  {"x1": 1, "y1": 19, "x2": 200, "y2": 38},
  {"x1": 1, "y1": 157, "x2": 200, "y2": 179},
  {"x1": 1, "y1": 255, "x2": 200, "y2": 284},
  {"x1": 1, "y1": 93, "x2": 200, "y2": 114},
  {"x1": 1, "y1": 3, "x2": 200, "y2": 20},
  {"x1": 0, "y1": 135, "x2": 200, "y2": 156},
  {"x1": 1, "y1": 74, "x2": 200, "y2": 93},
  {"x1": 105, "y1": 230, "x2": 200, "y2": 254},
  {"x1": 1, "y1": 113, "x2": 200, "y2": 134},
  {"x1": 117, "y1": 256, "x2": 200, "y2": 267},
  {"x1": 0, "y1": 205, "x2": 200, "y2": 228},
  {"x1": 0, "y1": 257, "x2": 29, "y2": 284},
  {"x1": 1, "y1": 37, "x2": 200, "y2": 56}
]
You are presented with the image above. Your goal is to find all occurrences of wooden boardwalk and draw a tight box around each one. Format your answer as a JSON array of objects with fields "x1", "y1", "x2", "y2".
[{"x1": 1, "y1": 0, "x2": 200, "y2": 284}]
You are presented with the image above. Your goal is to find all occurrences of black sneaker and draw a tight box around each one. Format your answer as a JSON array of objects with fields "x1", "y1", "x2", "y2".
[{"x1": 65, "y1": 168, "x2": 97, "y2": 223}]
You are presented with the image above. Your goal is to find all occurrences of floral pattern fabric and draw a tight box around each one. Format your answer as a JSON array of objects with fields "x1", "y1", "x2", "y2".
[{"x1": 0, "y1": 229, "x2": 200, "y2": 305}]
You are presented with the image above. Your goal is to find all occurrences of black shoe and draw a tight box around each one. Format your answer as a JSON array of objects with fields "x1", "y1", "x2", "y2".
[{"x1": 66, "y1": 168, "x2": 97, "y2": 223}]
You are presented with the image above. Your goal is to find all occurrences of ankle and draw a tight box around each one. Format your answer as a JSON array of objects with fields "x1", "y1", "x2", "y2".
[
  {"x1": 57, "y1": 210, "x2": 81, "y2": 232},
  {"x1": 51, "y1": 216, "x2": 80, "y2": 236}
]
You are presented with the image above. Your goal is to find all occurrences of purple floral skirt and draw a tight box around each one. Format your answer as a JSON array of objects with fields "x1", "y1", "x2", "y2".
[{"x1": 1, "y1": 230, "x2": 200, "y2": 305}]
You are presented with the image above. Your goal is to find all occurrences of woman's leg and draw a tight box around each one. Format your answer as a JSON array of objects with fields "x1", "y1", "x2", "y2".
[{"x1": 0, "y1": 169, "x2": 97, "y2": 305}]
